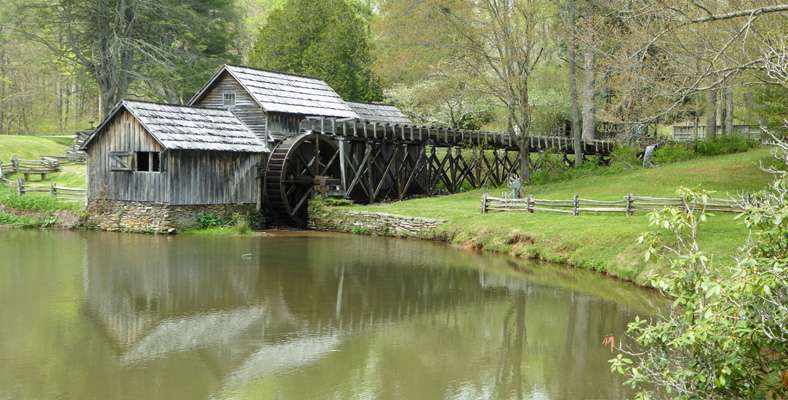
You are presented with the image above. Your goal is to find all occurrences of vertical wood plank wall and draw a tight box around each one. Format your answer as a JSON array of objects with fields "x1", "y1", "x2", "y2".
[
  {"x1": 168, "y1": 150, "x2": 263, "y2": 205},
  {"x1": 266, "y1": 112, "x2": 303, "y2": 141},
  {"x1": 86, "y1": 109, "x2": 264, "y2": 205},
  {"x1": 193, "y1": 73, "x2": 268, "y2": 143},
  {"x1": 86, "y1": 110, "x2": 167, "y2": 202}
]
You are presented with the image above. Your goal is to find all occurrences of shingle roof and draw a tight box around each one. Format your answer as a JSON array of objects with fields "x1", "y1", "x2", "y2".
[
  {"x1": 190, "y1": 64, "x2": 359, "y2": 119},
  {"x1": 345, "y1": 101, "x2": 412, "y2": 125},
  {"x1": 83, "y1": 101, "x2": 268, "y2": 153}
]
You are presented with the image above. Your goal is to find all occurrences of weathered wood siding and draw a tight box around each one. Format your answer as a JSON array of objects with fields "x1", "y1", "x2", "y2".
[
  {"x1": 167, "y1": 150, "x2": 263, "y2": 205},
  {"x1": 267, "y1": 112, "x2": 303, "y2": 141},
  {"x1": 192, "y1": 72, "x2": 268, "y2": 143},
  {"x1": 86, "y1": 109, "x2": 167, "y2": 202}
]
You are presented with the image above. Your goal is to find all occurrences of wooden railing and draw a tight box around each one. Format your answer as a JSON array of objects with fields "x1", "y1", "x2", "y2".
[
  {"x1": 0, "y1": 156, "x2": 60, "y2": 181},
  {"x1": 40, "y1": 151, "x2": 86, "y2": 165},
  {"x1": 5, "y1": 178, "x2": 85, "y2": 201},
  {"x1": 481, "y1": 193, "x2": 742, "y2": 215}
]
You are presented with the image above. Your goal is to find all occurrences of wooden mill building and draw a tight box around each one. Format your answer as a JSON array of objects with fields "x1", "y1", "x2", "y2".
[
  {"x1": 82, "y1": 64, "x2": 417, "y2": 231},
  {"x1": 188, "y1": 64, "x2": 359, "y2": 146},
  {"x1": 81, "y1": 100, "x2": 268, "y2": 232}
]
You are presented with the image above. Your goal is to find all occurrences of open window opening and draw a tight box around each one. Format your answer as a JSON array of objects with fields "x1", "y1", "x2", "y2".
[{"x1": 135, "y1": 152, "x2": 161, "y2": 172}]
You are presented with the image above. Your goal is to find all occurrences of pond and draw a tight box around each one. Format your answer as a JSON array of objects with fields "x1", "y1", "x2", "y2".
[{"x1": 0, "y1": 229, "x2": 663, "y2": 399}]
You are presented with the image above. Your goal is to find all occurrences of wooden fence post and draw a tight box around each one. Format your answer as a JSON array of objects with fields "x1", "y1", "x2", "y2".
[
  {"x1": 527, "y1": 195, "x2": 533, "y2": 213},
  {"x1": 626, "y1": 193, "x2": 633, "y2": 216},
  {"x1": 481, "y1": 193, "x2": 488, "y2": 214},
  {"x1": 0, "y1": 160, "x2": 4, "y2": 180},
  {"x1": 50, "y1": 183, "x2": 56, "y2": 199},
  {"x1": 17, "y1": 178, "x2": 24, "y2": 196},
  {"x1": 573, "y1": 195, "x2": 579, "y2": 216},
  {"x1": 11, "y1": 155, "x2": 18, "y2": 173}
]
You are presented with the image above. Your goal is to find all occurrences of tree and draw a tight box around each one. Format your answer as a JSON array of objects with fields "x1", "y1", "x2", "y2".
[
  {"x1": 599, "y1": 1, "x2": 788, "y2": 139},
  {"x1": 14, "y1": 0, "x2": 241, "y2": 118},
  {"x1": 580, "y1": 0, "x2": 596, "y2": 141},
  {"x1": 560, "y1": 0, "x2": 583, "y2": 165},
  {"x1": 374, "y1": 0, "x2": 495, "y2": 129},
  {"x1": 145, "y1": 0, "x2": 243, "y2": 104},
  {"x1": 248, "y1": 0, "x2": 383, "y2": 102},
  {"x1": 610, "y1": 45, "x2": 788, "y2": 396}
]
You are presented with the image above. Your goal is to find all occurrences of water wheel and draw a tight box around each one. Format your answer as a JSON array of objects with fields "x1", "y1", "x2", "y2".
[{"x1": 265, "y1": 132, "x2": 342, "y2": 227}]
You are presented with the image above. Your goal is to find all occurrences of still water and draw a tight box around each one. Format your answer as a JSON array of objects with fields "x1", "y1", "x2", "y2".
[{"x1": 0, "y1": 229, "x2": 663, "y2": 399}]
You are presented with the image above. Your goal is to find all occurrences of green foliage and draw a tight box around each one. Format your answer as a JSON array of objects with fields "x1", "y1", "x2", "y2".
[
  {"x1": 613, "y1": 170, "x2": 788, "y2": 398},
  {"x1": 194, "y1": 212, "x2": 253, "y2": 234},
  {"x1": 529, "y1": 145, "x2": 646, "y2": 186},
  {"x1": 650, "y1": 143, "x2": 696, "y2": 165},
  {"x1": 196, "y1": 213, "x2": 227, "y2": 229},
  {"x1": 145, "y1": 0, "x2": 242, "y2": 103},
  {"x1": 0, "y1": 213, "x2": 38, "y2": 227},
  {"x1": 0, "y1": 184, "x2": 80, "y2": 212},
  {"x1": 350, "y1": 225, "x2": 372, "y2": 235},
  {"x1": 248, "y1": 0, "x2": 382, "y2": 102},
  {"x1": 692, "y1": 135, "x2": 759, "y2": 157},
  {"x1": 652, "y1": 136, "x2": 760, "y2": 166}
]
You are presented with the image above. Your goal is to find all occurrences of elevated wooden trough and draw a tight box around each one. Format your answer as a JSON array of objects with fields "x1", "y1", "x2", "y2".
[{"x1": 263, "y1": 117, "x2": 616, "y2": 226}]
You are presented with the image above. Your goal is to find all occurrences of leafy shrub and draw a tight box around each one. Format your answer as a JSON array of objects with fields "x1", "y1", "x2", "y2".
[
  {"x1": 692, "y1": 134, "x2": 758, "y2": 156},
  {"x1": 650, "y1": 143, "x2": 697, "y2": 165},
  {"x1": 613, "y1": 162, "x2": 788, "y2": 398},
  {"x1": 195, "y1": 212, "x2": 253, "y2": 234},
  {"x1": 0, "y1": 213, "x2": 39, "y2": 227},
  {"x1": 196, "y1": 213, "x2": 226, "y2": 229}
]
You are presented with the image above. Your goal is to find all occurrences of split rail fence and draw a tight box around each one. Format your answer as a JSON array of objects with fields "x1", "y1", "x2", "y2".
[
  {"x1": 1, "y1": 178, "x2": 85, "y2": 201},
  {"x1": 481, "y1": 193, "x2": 742, "y2": 215},
  {"x1": 1, "y1": 156, "x2": 86, "y2": 201},
  {"x1": 0, "y1": 156, "x2": 59, "y2": 181}
]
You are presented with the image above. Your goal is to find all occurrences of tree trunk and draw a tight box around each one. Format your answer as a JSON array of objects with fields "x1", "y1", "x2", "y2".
[
  {"x1": 724, "y1": 88, "x2": 734, "y2": 136},
  {"x1": 705, "y1": 89, "x2": 717, "y2": 139},
  {"x1": 567, "y1": 0, "x2": 582, "y2": 166},
  {"x1": 581, "y1": 0, "x2": 595, "y2": 142}
]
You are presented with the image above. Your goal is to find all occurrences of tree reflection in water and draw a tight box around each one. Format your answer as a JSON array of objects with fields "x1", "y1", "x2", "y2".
[{"x1": 0, "y1": 230, "x2": 663, "y2": 400}]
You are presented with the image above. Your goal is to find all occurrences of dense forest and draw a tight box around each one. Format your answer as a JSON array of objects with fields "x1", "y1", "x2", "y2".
[{"x1": 1, "y1": 0, "x2": 787, "y2": 143}]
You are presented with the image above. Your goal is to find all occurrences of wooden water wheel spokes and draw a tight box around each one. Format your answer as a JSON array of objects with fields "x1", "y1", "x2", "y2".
[{"x1": 265, "y1": 132, "x2": 341, "y2": 227}]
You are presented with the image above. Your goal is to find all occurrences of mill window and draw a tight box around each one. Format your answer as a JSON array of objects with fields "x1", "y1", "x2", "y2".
[
  {"x1": 223, "y1": 93, "x2": 236, "y2": 108},
  {"x1": 136, "y1": 152, "x2": 161, "y2": 172}
]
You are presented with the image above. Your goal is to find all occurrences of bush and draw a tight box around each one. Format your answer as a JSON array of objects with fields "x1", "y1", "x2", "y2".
[
  {"x1": 692, "y1": 134, "x2": 758, "y2": 156},
  {"x1": 195, "y1": 212, "x2": 254, "y2": 234},
  {"x1": 650, "y1": 143, "x2": 697, "y2": 165},
  {"x1": 196, "y1": 213, "x2": 226, "y2": 229},
  {"x1": 612, "y1": 149, "x2": 788, "y2": 398},
  {"x1": 651, "y1": 136, "x2": 760, "y2": 166}
]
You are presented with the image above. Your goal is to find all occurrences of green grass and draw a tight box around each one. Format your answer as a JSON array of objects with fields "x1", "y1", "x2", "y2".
[
  {"x1": 0, "y1": 136, "x2": 73, "y2": 161},
  {"x1": 346, "y1": 148, "x2": 777, "y2": 285},
  {"x1": 0, "y1": 184, "x2": 82, "y2": 212}
]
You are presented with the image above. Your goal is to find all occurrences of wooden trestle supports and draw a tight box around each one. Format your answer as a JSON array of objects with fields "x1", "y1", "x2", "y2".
[{"x1": 299, "y1": 117, "x2": 615, "y2": 203}]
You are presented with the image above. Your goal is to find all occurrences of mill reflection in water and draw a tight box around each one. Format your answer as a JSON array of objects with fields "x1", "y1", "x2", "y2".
[{"x1": 1, "y1": 230, "x2": 662, "y2": 399}]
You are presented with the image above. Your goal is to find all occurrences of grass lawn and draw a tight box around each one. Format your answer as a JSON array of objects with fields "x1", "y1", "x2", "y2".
[
  {"x1": 0, "y1": 136, "x2": 73, "y2": 161},
  {"x1": 348, "y1": 148, "x2": 777, "y2": 285}
]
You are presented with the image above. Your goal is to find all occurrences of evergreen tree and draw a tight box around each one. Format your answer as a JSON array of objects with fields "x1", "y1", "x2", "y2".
[{"x1": 248, "y1": 0, "x2": 382, "y2": 103}]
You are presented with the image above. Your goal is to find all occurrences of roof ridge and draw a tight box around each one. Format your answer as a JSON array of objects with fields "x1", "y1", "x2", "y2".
[
  {"x1": 345, "y1": 100, "x2": 398, "y2": 106},
  {"x1": 123, "y1": 99, "x2": 232, "y2": 112},
  {"x1": 224, "y1": 64, "x2": 325, "y2": 82}
]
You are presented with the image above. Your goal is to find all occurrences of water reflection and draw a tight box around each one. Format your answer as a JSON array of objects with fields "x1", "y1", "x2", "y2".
[{"x1": 0, "y1": 230, "x2": 663, "y2": 399}]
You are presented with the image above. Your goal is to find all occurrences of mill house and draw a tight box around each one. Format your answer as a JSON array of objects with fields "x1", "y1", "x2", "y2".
[{"x1": 81, "y1": 64, "x2": 409, "y2": 232}]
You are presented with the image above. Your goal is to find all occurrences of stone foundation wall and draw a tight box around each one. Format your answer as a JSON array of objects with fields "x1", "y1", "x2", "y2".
[
  {"x1": 309, "y1": 206, "x2": 448, "y2": 239},
  {"x1": 87, "y1": 199, "x2": 252, "y2": 233}
]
